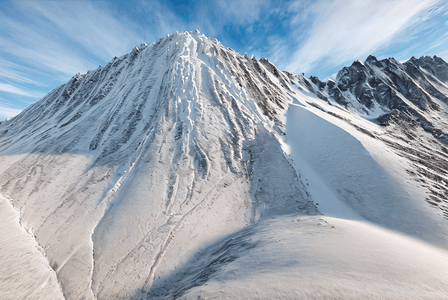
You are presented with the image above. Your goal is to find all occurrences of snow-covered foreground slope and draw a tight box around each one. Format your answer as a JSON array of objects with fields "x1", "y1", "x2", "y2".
[
  {"x1": 149, "y1": 58, "x2": 448, "y2": 299},
  {"x1": 1, "y1": 31, "x2": 448, "y2": 299},
  {"x1": 0, "y1": 31, "x2": 315, "y2": 299},
  {"x1": 151, "y1": 215, "x2": 448, "y2": 299},
  {"x1": 286, "y1": 90, "x2": 448, "y2": 246},
  {"x1": 0, "y1": 194, "x2": 64, "y2": 300}
]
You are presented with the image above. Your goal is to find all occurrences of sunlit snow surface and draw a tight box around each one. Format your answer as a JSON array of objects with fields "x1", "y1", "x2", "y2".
[
  {"x1": 1, "y1": 31, "x2": 448, "y2": 299},
  {"x1": 0, "y1": 194, "x2": 64, "y2": 300},
  {"x1": 151, "y1": 79, "x2": 448, "y2": 299}
]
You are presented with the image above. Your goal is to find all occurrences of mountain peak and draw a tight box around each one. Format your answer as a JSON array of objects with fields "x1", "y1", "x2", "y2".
[
  {"x1": 0, "y1": 30, "x2": 304, "y2": 299},
  {"x1": 365, "y1": 54, "x2": 378, "y2": 64},
  {"x1": 0, "y1": 30, "x2": 294, "y2": 158}
]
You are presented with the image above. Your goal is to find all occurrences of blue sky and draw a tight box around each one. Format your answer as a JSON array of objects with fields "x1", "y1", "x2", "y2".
[{"x1": 1, "y1": 0, "x2": 448, "y2": 119}]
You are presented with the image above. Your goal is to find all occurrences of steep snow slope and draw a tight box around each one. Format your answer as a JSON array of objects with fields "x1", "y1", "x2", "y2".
[
  {"x1": 149, "y1": 56, "x2": 448, "y2": 299},
  {"x1": 0, "y1": 31, "x2": 316, "y2": 299},
  {"x1": 0, "y1": 194, "x2": 64, "y2": 300},
  {"x1": 286, "y1": 86, "x2": 448, "y2": 246},
  {"x1": 149, "y1": 215, "x2": 448, "y2": 299},
  {"x1": 1, "y1": 31, "x2": 448, "y2": 299},
  {"x1": 301, "y1": 55, "x2": 448, "y2": 225}
]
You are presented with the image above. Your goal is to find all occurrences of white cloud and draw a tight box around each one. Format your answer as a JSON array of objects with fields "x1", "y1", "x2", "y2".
[
  {"x1": 0, "y1": 83, "x2": 45, "y2": 98},
  {"x1": 0, "y1": 0, "x2": 147, "y2": 113},
  {"x1": 216, "y1": 0, "x2": 270, "y2": 25},
  {"x1": 0, "y1": 70, "x2": 45, "y2": 86},
  {"x1": 437, "y1": 49, "x2": 448, "y2": 61},
  {"x1": 136, "y1": 1, "x2": 188, "y2": 39},
  {"x1": 0, "y1": 106, "x2": 22, "y2": 120},
  {"x1": 0, "y1": 1, "x2": 145, "y2": 77},
  {"x1": 33, "y1": 1, "x2": 144, "y2": 61},
  {"x1": 0, "y1": 14, "x2": 96, "y2": 76},
  {"x1": 0, "y1": 60, "x2": 47, "y2": 86},
  {"x1": 285, "y1": 0, "x2": 441, "y2": 74}
]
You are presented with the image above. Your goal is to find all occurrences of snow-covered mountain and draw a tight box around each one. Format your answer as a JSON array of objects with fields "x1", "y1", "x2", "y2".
[
  {"x1": 302, "y1": 54, "x2": 448, "y2": 220},
  {"x1": 1, "y1": 31, "x2": 448, "y2": 299}
]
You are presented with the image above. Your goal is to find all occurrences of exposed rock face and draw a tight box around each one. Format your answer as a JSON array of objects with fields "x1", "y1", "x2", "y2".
[{"x1": 304, "y1": 55, "x2": 448, "y2": 123}]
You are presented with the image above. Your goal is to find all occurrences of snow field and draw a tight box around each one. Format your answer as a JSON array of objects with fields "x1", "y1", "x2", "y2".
[{"x1": 0, "y1": 194, "x2": 64, "y2": 300}]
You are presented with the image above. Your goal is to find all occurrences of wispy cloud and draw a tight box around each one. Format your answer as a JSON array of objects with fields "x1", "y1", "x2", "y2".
[
  {"x1": 438, "y1": 49, "x2": 448, "y2": 60},
  {"x1": 0, "y1": 13, "x2": 94, "y2": 75},
  {"x1": 0, "y1": 105, "x2": 22, "y2": 120},
  {"x1": 0, "y1": 70, "x2": 45, "y2": 87},
  {"x1": 0, "y1": 0, "x2": 147, "y2": 113},
  {"x1": 136, "y1": 0, "x2": 188, "y2": 39},
  {"x1": 0, "y1": 1, "x2": 144, "y2": 76},
  {"x1": 0, "y1": 83, "x2": 45, "y2": 98},
  {"x1": 33, "y1": 1, "x2": 144, "y2": 61},
  {"x1": 215, "y1": 0, "x2": 271, "y2": 25},
  {"x1": 285, "y1": 0, "x2": 441, "y2": 74},
  {"x1": 0, "y1": 60, "x2": 47, "y2": 86}
]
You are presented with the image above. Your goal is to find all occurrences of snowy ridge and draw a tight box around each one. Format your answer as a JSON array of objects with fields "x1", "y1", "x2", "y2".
[
  {"x1": 1, "y1": 32, "x2": 448, "y2": 299},
  {"x1": 299, "y1": 55, "x2": 448, "y2": 221}
]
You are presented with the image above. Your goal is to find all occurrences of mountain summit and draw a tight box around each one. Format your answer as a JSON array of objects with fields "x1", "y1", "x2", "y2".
[{"x1": 1, "y1": 31, "x2": 448, "y2": 299}]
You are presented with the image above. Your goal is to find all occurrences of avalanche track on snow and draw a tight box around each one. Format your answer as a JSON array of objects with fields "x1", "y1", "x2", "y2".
[{"x1": 1, "y1": 31, "x2": 448, "y2": 299}]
